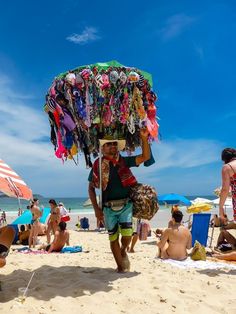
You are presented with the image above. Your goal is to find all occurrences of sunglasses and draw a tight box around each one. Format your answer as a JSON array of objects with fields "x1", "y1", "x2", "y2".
[{"x1": 106, "y1": 142, "x2": 118, "y2": 147}]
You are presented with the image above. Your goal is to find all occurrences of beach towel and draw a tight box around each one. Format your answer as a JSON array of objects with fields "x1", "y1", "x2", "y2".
[
  {"x1": 61, "y1": 246, "x2": 82, "y2": 253},
  {"x1": 158, "y1": 257, "x2": 236, "y2": 270}
]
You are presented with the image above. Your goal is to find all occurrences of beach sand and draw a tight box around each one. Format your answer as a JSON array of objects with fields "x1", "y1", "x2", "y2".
[{"x1": 1, "y1": 214, "x2": 236, "y2": 314}]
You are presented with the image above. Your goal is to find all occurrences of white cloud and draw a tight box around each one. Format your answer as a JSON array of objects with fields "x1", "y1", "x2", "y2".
[
  {"x1": 66, "y1": 27, "x2": 101, "y2": 45},
  {"x1": 193, "y1": 42, "x2": 204, "y2": 61},
  {"x1": 0, "y1": 73, "x2": 223, "y2": 197},
  {"x1": 160, "y1": 14, "x2": 196, "y2": 41}
]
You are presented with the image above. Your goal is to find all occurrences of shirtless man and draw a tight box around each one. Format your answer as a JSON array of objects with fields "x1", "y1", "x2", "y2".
[
  {"x1": 29, "y1": 200, "x2": 42, "y2": 248},
  {"x1": 157, "y1": 210, "x2": 192, "y2": 260},
  {"x1": 0, "y1": 226, "x2": 15, "y2": 267},
  {"x1": 47, "y1": 199, "x2": 61, "y2": 244},
  {"x1": 41, "y1": 221, "x2": 69, "y2": 253}
]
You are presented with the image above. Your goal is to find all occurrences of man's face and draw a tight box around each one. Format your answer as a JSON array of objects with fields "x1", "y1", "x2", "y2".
[{"x1": 103, "y1": 142, "x2": 118, "y2": 156}]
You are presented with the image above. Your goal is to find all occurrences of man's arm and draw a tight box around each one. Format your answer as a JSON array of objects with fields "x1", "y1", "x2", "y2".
[
  {"x1": 219, "y1": 166, "x2": 231, "y2": 219},
  {"x1": 48, "y1": 231, "x2": 59, "y2": 253},
  {"x1": 157, "y1": 229, "x2": 169, "y2": 249},
  {"x1": 135, "y1": 128, "x2": 150, "y2": 166},
  {"x1": 88, "y1": 182, "x2": 104, "y2": 222},
  {"x1": 187, "y1": 232, "x2": 192, "y2": 250},
  {"x1": 66, "y1": 232, "x2": 70, "y2": 246}
]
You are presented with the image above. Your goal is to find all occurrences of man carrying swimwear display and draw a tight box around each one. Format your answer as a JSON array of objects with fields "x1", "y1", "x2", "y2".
[
  {"x1": 157, "y1": 210, "x2": 192, "y2": 260},
  {"x1": 47, "y1": 199, "x2": 61, "y2": 244},
  {"x1": 0, "y1": 226, "x2": 15, "y2": 267},
  {"x1": 29, "y1": 199, "x2": 42, "y2": 248}
]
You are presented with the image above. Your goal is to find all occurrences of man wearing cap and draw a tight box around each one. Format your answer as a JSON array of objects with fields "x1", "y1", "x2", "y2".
[{"x1": 88, "y1": 128, "x2": 150, "y2": 272}]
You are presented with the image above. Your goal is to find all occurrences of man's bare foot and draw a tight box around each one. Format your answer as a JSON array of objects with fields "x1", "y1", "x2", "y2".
[
  {"x1": 128, "y1": 248, "x2": 135, "y2": 253},
  {"x1": 122, "y1": 255, "x2": 130, "y2": 271}
]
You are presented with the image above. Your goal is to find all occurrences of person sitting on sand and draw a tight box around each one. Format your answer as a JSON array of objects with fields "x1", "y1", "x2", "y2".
[
  {"x1": 216, "y1": 229, "x2": 236, "y2": 250},
  {"x1": 0, "y1": 226, "x2": 15, "y2": 267},
  {"x1": 157, "y1": 210, "x2": 192, "y2": 260},
  {"x1": 210, "y1": 214, "x2": 228, "y2": 227},
  {"x1": 18, "y1": 225, "x2": 30, "y2": 245},
  {"x1": 40, "y1": 221, "x2": 69, "y2": 253}
]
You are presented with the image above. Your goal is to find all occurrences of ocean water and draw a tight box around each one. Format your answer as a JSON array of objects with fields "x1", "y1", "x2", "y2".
[
  {"x1": 0, "y1": 195, "x2": 217, "y2": 214},
  {"x1": 0, "y1": 196, "x2": 93, "y2": 214}
]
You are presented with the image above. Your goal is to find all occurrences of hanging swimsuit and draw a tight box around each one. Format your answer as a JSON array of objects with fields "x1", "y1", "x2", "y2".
[{"x1": 228, "y1": 164, "x2": 236, "y2": 221}]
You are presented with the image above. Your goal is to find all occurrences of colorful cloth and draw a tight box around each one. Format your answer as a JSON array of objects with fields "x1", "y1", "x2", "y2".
[
  {"x1": 91, "y1": 155, "x2": 137, "y2": 191},
  {"x1": 228, "y1": 164, "x2": 236, "y2": 220}
]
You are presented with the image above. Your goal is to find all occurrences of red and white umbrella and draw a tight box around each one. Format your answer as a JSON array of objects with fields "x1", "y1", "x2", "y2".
[{"x1": 0, "y1": 159, "x2": 32, "y2": 200}]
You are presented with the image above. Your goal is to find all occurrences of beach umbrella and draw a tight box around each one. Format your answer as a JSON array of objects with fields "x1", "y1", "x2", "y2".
[
  {"x1": 191, "y1": 197, "x2": 213, "y2": 205},
  {"x1": 187, "y1": 203, "x2": 212, "y2": 214},
  {"x1": 0, "y1": 159, "x2": 32, "y2": 209},
  {"x1": 158, "y1": 193, "x2": 191, "y2": 206},
  {"x1": 11, "y1": 208, "x2": 50, "y2": 225}
]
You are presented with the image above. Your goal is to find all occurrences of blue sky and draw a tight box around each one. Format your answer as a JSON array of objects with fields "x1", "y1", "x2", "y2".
[{"x1": 0, "y1": 0, "x2": 235, "y2": 197}]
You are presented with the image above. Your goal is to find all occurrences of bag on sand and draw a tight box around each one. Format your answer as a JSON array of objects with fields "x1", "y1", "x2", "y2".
[
  {"x1": 129, "y1": 183, "x2": 159, "y2": 220},
  {"x1": 190, "y1": 240, "x2": 206, "y2": 261},
  {"x1": 138, "y1": 222, "x2": 151, "y2": 241},
  {"x1": 80, "y1": 217, "x2": 89, "y2": 230}
]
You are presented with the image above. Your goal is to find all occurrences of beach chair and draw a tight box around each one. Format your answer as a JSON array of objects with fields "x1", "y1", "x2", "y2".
[
  {"x1": 80, "y1": 217, "x2": 89, "y2": 230},
  {"x1": 191, "y1": 213, "x2": 211, "y2": 247}
]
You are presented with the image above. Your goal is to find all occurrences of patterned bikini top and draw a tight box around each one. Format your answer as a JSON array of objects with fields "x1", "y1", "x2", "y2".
[{"x1": 228, "y1": 164, "x2": 236, "y2": 199}]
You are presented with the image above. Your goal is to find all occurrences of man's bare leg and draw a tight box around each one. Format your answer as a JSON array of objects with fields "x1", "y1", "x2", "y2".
[
  {"x1": 110, "y1": 238, "x2": 123, "y2": 272},
  {"x1": 128, "y1": 234, "x2": 138, "y2": 253},
  {"x1": 121, "y1": 236, "x2": 131, "y2": 270},
  {"x1": 213, "y1": 251, "x2": 236, "y2": 261}
]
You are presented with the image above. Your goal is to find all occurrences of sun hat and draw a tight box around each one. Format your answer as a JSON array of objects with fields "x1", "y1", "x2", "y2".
[{"x1": 99, "y1": 138, "x2": 126, "y2": 151}]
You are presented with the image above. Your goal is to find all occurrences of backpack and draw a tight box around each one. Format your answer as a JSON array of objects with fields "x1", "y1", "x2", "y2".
[
  {"x1": 129, "y1": 183, "x2": 159, "y2": 220},
  {"x1": 80, "y1": 217, "x2": 89, "y2": 230}
]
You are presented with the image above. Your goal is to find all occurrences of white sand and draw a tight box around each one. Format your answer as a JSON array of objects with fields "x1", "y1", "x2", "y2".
[{"x1": 1, "y1": 212, "x2": 236, "y2": 314}]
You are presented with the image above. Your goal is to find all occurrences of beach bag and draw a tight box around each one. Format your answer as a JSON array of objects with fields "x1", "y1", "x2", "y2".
[
  {"x1": 129, "y1": 183, "x2": 159, "y2": 220},
  {"x1": 61, "y1": 215, "x2": 70, "y2": 222},
  {"x1": 190, "y1": 240, "x2": 206, "y2": 261},
  {"x1": 138, "y1": 222, "x2": 150, "y2": 240},
  {"x1": 80, "y1": 217, "x2": 89, "y2": 230}
]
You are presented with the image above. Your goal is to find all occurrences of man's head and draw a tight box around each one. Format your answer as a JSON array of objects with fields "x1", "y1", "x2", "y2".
[
  {"x1": 49, "y1": 199, "x2": 57, "y2": 208},
  {"x1": 221, "y1": 148, "x2": 236, "y2": 164},
  {"x1": 59, "y1": 221, "x2": 67, "y2": 231},
  {"x1": 172, "y1": 210, "x2": 183, "y2": 223},
  {"x1": 100, "y1": 139, "x2": 126, "y2": 157},
  {"x1": 33, "y1": 198, "x2": 39, "y2": 206},
  {"x1": 20, "y1": 225, "x2": 25, "y2": 232}
]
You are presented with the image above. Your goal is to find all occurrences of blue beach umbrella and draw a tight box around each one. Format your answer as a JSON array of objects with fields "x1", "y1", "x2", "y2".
[
  {"x1": 11, "y1": 208, "x2": 50, "y2": 225},
  {"x1": 158, "y1": 194, "x2": 191, "y2": 206}
]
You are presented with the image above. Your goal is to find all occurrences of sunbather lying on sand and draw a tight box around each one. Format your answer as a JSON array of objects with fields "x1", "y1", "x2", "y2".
[
  {"x1": 157, "y1": 210, "x2": 192, "y2": 261},
  {"x1": 39, "y1": 221, "x2": 69, "y2": 253},
  {"x1": 213, "y1": 251, "x2": 236, "y2": 261},
  {"x1": 0, "y1": 226, "x2": 15, "y2": 267}
]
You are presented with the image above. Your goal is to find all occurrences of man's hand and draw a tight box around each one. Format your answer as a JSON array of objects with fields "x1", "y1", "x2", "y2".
[{"x1": 95, "y1": 207, "x2": 104, "y2": 224}]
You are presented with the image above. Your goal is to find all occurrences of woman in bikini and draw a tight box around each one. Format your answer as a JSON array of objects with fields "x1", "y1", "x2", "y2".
[
  {"x1": 29, "y1": 201, "x2": 42, "y2": 248},
  {"x1": 219, "y1": 148, "x2": 236, "y2": 222},
  {"x1": 47, "y1": 199, "x2": 61, "y2": 244}
]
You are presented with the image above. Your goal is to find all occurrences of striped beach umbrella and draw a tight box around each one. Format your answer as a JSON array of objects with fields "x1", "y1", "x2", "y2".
[{"x1": 0, "y1": 159, "x2": 32, "y2": 200}]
